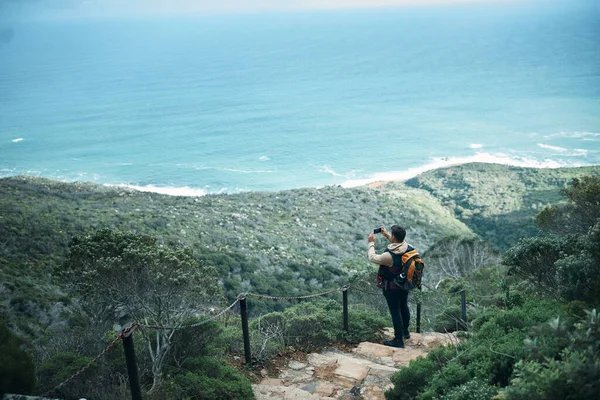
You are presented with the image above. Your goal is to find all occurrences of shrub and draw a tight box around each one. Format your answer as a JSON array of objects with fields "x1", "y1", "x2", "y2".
[
  {"x1": 426, "y1": 362, "x2": 471, "y2": 397},
  {"x1": 36, "y1": 352, "x2": 97, "y2": 399},
  {"x1": 165, "y1": 356, "x2": 254, "y2": 400},
  {"x1": 345, "y1": 310, "x2": 388, "y2": 343},
  {"x1": 0, "y1": 320, "x2": 36, "y2": 396},
  {"x1": 386, "y1": 357, "x2": 437, "y2": 400},
  {"x1": 433, "y1": 305, "x2": 470, "y2": 333},
  {"x1": 440, "y1": 379, "x2": 499, "y2": 400},
  {"x1": 502, "y1": 310, "x2": 600, "y2": 400}
]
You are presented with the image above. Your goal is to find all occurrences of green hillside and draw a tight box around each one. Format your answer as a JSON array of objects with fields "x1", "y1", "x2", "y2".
[
  {"x1": 0, "y1": 174, "x2": 471, "y2": 333},
  {"x1": 405, "y1": 163, "x2": 600, "y2": 248},
  {"x1": 2, "y1": 163, "x2": 600, "y2": 398}
]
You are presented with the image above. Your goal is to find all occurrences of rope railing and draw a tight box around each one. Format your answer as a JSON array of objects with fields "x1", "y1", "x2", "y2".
[
  {"x1": 39, "y1": 297, "x2": 243, "y2": 399},
  {"x1": 41, "y1": 331, "x2": 125, "y2": 398},
  {"x1": 38, "y1": 283, "x2": 470, "y2": 400},
  {"x1": 137, "y1": 296, "x2": 242, "y2": 330},
  {"x1": 245, "y1": 285, "x2": 344, "y2": 300}
]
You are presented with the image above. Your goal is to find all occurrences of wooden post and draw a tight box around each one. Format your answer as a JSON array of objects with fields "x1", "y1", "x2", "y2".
[
  {"x1": 240, "y1": 295, "x2": 252, "y2": 365},
  {"x1": 460, "y1": 290, "x2": 467, "y2": 329},
  {"x1": 121, "y1": 325, "x2": 142, "y2": 400},
  {"x1": 342, "y1": 286, "x2": 349, "y2": 333},
  {"x1": 416, "y1": 286, "x2": 422, "y2": 333}
]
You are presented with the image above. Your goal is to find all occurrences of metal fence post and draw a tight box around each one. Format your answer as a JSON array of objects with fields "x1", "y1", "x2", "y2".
[
  {"x1": 121, "y1": 324, "x2": 142, "y2": 400},
  {"x1": 342, "y1": 286, "x2": 349, "y2": 333},
  {"x1": 240, "y1": 295, "x2": 252, "y2": 365},
  {"x1": 460, "y1": 290, "x2": 467, "y2": 329}
]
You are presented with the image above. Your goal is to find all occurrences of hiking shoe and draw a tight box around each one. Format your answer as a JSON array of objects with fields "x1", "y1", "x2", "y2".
[
  {"x1": 383, "y1": 339, "x2": 405, "y2": 348},
  {"x1": 403, "y1": 329, "x2": 411, "y2": 340}
]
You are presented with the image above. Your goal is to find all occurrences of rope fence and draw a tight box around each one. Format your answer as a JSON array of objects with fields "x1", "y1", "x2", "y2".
[
  {"x1": 41, "y1": 332, "x2": 125, "y2": 398},
  {"x1": 38, "y1": 284, "x2": 472, "y2": 400},
  {"x1": 137, "y1": 296, "x2": 242, "y2": 330}
]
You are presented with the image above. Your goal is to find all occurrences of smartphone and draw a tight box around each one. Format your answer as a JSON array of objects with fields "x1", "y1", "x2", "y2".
[{"x1": 373, "y1": 228, "x2": 382, "y2": 234}]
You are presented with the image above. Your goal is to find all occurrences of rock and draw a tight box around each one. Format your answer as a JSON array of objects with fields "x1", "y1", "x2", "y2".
[
  {"x1": 404, "y1": 332, "x2": 460, "y2": 349},
  {"x1": 334, "y1": 360, "x2": 370, "y2": 383},
  {"x1": 391, "y1": 347, "x2": 427, "y2": 366},
  {"x1": 307, "y1": 352, "x2": 339, "y2": 367},
  {"x1": 253, "y1": 332, "x2": 454, "y2": 399},
  {"x1": 252, "y1": 385, "x2": 322, "y2": 400},
  {"x1": 301, "y1": 382, "x2": 317, "y2": 393},
  {"x1": 316, "y1": 382, "x2": 336, "y2": 397},
  {"x1": 260, "y1": 368, "x2": 268, "y2": 377},
  {"x1": 353, "y1": 342, "x2": 394, "y2": 358},
  {"x1": 261, "y1": 378, "x2": 283, "y2": 386},
  {"x1": 289, "y1": 360, "x2": 308, "y2": 370}
]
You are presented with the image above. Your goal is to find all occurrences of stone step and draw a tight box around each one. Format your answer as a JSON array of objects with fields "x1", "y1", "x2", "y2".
[{"x1": 252, "y1": 332, "x2": 460, "y2": 400}]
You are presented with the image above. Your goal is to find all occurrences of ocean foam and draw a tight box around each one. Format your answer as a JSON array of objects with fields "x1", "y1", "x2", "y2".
[
  {"x1": 12, "y1": 138, "x2": 23, "y2": 143},
  {"x1": 340, "y1": 152, "x2": 578, "y2": 188},
  {"x1": 469, "y1": 143, "x2": 483, "y2": 149},
  {"x1": 567, "y1": 149, "x2": 589, "y2": 157},
  {"x1": 544, "y1": 131, "x2": 600, "y2": 140},
  {"x1": 319, "y1": 165, "x2": 356, "y2": 178},
  {"x1": 109, "y1": 184, "x2": 206, "y2": 197},
  {"x1": 259, "y1": 156, "x2": 270, "y2": 161},
  {"x1": 538, "y1": 143, "x2": 568, "y2": 152}
]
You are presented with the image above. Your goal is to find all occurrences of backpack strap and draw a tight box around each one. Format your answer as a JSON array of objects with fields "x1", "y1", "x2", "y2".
[{"x1": 402, "y1": 253, "x2": 421, "y2": 272}]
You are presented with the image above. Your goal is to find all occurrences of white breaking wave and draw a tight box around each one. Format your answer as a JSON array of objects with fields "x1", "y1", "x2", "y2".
[
  {"x1": 340, "y1": 152, "x2": 578, "y2": 188},
  {"x1": 12, "y1": 138, "x2": 23, "y2": 143},
  {"x1": 538, "y1": 143, "x2": 568, "y2": 152},
  {"x1": 544, "y1": 131, "x2": 600, "y2": 140},
  {"x1": 221, "y1": 168, "x2": 274, "y2": 174},
  {"x1": 109, "y1": 184, "x2": 206, "y2": 197},
  {"x1": 259, "y1": 156, "x2": 270, "y2": 161},
  {"x1": 568, "y1": 149, "x2": 589, "y2": 157},
  {"x1": 469, "y1": 143, "x2": 483, "y2": 149},
  {"x1": 319, "y1": 165, "x2": 356, "y2": 178}
]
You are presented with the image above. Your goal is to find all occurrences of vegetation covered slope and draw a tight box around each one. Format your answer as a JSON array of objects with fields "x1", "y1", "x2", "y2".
[
  {"x1": 404, "y1": 163, "x2": 600, "y2": 249},
  {"x1": 0, "y1": 174, "x2": 471, "y2": 333},
  {"x1": 2, "y1": 163, "x2": 600, "y2": 398}
]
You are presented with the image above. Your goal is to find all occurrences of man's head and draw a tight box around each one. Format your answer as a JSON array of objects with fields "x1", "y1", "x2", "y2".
[{"x1": 391, "y1": 225, "x2": 406, "y2": 243}]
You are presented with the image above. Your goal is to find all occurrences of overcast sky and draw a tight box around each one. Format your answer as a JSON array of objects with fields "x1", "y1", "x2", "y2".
[{"x1": 2, "y1": 0, "x2": 525, "y2": 20}]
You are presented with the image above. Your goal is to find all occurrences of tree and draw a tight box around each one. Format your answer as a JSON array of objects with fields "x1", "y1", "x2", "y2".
[
  {"x1": 57, "y1": 229, "x2": 219, "y2": 393},
  {"x1": 535, "y1": 176, "x2": 600, "y2": 235},
  {"x1": 423, "y1": 236, "x2": 500, "y2": 287},
  {"x1": 504, "y1": 176, "x2": 600, "y2": 304}
]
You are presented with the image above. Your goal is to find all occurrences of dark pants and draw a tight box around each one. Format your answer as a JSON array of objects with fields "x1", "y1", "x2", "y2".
[{"x1": 383, "y1": 289, "x2": 410, "y2": 341}]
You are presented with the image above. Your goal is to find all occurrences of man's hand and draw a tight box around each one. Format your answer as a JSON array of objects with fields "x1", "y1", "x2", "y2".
[
  {"x1": 381, "y1": 226, "x2": 392, "y2": 241},
  {"x1": 368, "y1": 233, "x2": 375, "y2": 243}
]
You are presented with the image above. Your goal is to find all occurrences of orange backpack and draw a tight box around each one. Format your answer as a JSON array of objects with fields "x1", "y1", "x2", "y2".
[{"x1": 377, "y1": 245, "x2": 424, "y2": 291}]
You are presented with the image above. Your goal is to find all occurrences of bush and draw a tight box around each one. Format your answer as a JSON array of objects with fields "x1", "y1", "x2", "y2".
[
  {"x1": 426, "y1": 362, "x2": 471, "y2": 397},
  {"x1": 246, "y1": 299, "x2": 388, "y2": 363},
  {"x1": 345, "y1": 310, "x2": 388, "y2": 343},
  {"x1": 387, "y1": 298, "x2": 569, "y2": 399},
  {"x1": 165, "y1": 356, "x2": 254, "y2": 400},
  {"x1": 0, "y1": 320, "x2": 36, "y2": 396},
  {"x1": 386, "y1": 357, "x2": 437, "y2": 400},
  {"x1": 440, "y1": 379, "x2": 499, "y2": 400},
  {"x1": 36, "y1": 352, "x2": 98, "y2": 399},
  {"x1": 433, "y1": 305, "x2": 471, "y2": 333},
  {"x1": 502, "y1": 310, "x2": 600, "y2": 400}
]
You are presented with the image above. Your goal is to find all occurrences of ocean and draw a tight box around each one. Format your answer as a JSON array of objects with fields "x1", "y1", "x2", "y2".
[{"x1": 1, "y1": 0, "x2": 599, "y2": 195}]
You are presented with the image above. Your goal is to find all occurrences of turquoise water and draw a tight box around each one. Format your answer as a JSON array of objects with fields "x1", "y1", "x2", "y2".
[{"x1": 1, "y1": 1, "x2": 599, "y2": 195}]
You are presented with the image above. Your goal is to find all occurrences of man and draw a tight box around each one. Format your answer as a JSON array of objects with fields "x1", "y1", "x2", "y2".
[{"x1": 368, "y1": 225, "x2": 413, "y2": 348}]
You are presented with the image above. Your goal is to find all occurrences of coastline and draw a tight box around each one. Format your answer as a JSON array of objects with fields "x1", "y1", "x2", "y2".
[
  {"x1": 3, "y1": 158, "x2": 599, "y2": 198},
  {"x1": 339, "y1": 152, "x2": 589, "y2": 189}
]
